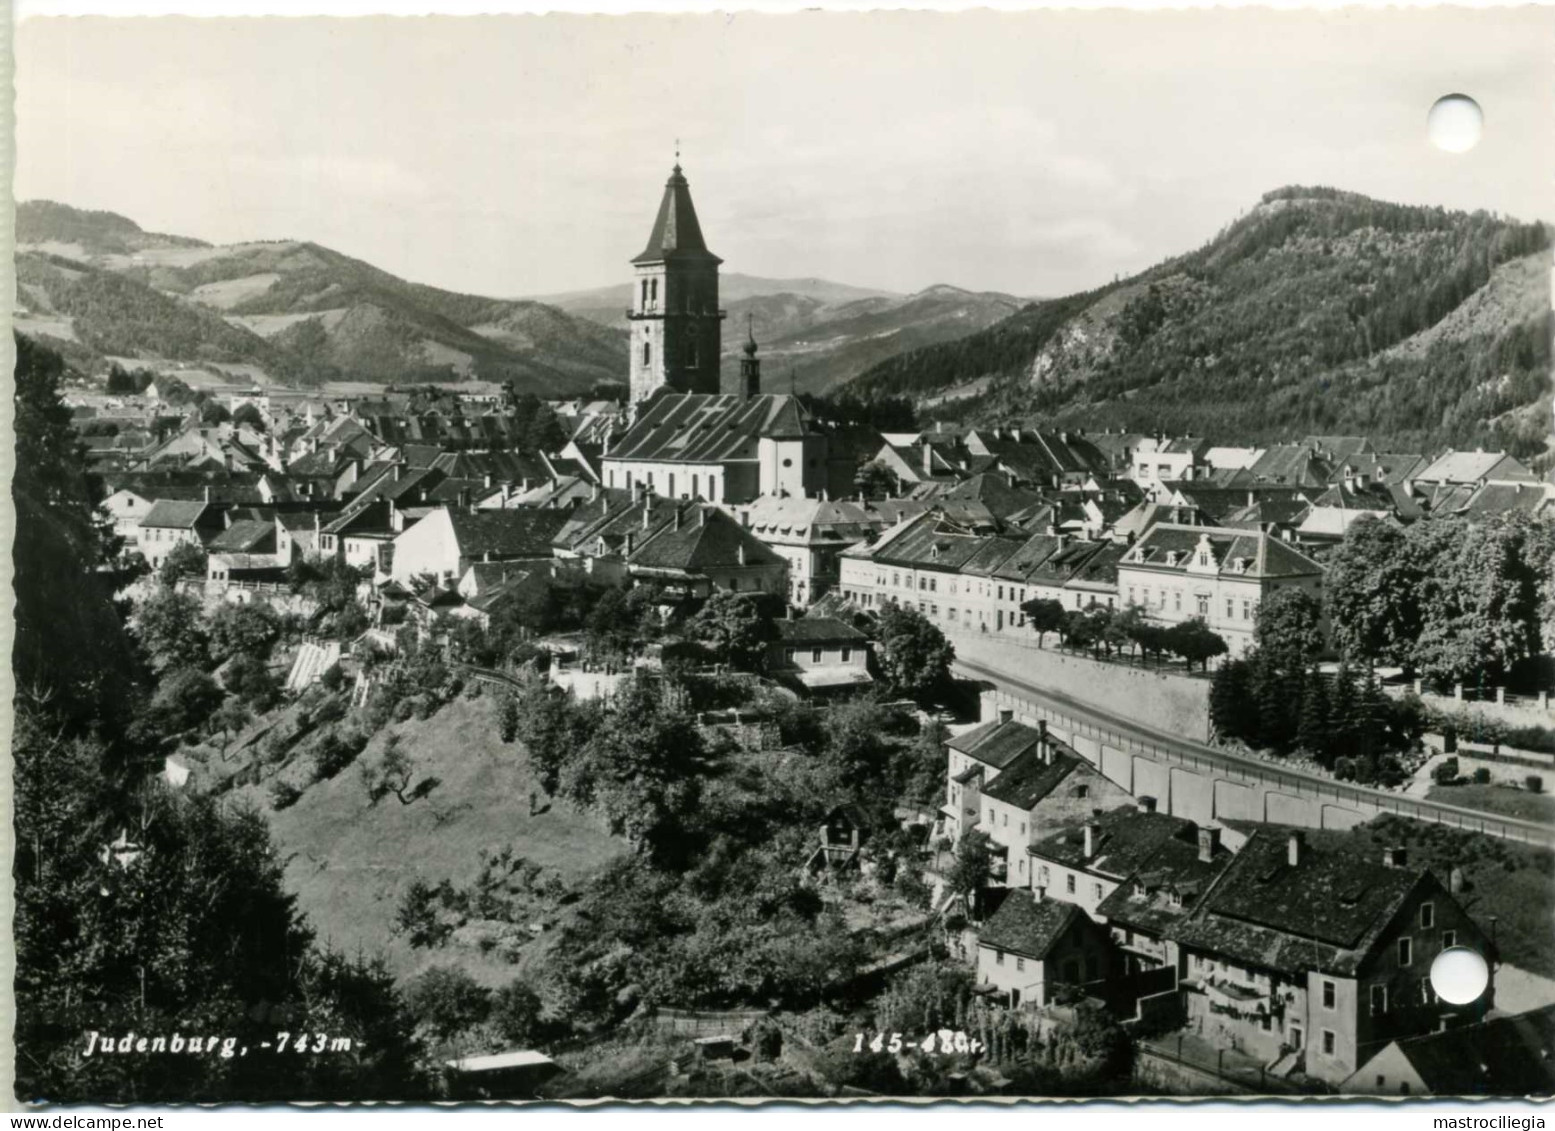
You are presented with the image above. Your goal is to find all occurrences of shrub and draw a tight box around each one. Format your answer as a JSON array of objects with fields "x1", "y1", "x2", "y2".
[
  {"x1": 1527, "y1": 774, "x2": 1544, "y2": 794},
  {"x1": 319, "y1": 662, "x2": 345, "y2": 693},
  {"x1": 269, "y1": 779, "x2": 303, "y2": 810},
  {"x1": 1473, "y1": 767, "x2": 1492, "y2": 785},
  {"x1": 1333, "y1": 757, "x2": 1357, "y2": 782},
  {"x1": 1433, "y1": 757, "x2": 1460, "y2": 784}
]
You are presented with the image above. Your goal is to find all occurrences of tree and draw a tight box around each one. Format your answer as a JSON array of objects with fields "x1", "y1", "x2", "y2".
[
  {"x1": 1210, "y1": 658, "x2": 1255, "y2": 743},
  {"x1": 394, "y1": 880, "x2": 451, "y2": 949},
  {"x1": 14, "y1": 334, "x2": 141, "y2": 727},
  {"x1": 232, "y1": 402, "x2": 265, "y2": 431},
  {"x1": 947, "y1": 830, "x2": 993, "y2": 899},
  {"x1": 824, "y1": 696, "x2": 895, "y2": 795},
  {"x1": 200, "y1": 400, "x2": 232, "y2": 425},
  {"x1": 1166, "y1": 618, "x2": 1228, "y2": 672},
  {"x1": 209, "y1": 601, "x2": 282, "y2": 663},
  {"x1": 157, "y1": 539, "x2": 209, "y2": 586},
  {"x1": 1328, "y1": 660, "x2": 1359, "y2": 756},
  {"x1": 403, "y1": 965, "x2": 489, "y2": 1045},
  {"x1": 211, "y1": 699, "x2": 252, "y2": 756},
  {"x1": 491, "y1": 979, "x2": 543, "y2": 1045},
  {"x1": 224, "y1": 653, "x2": 281, "y2": 710},
  {"x1": 854, "y1": 459, "x2": 900, "y2": 499},
  {"x1": 1294, "y1": 667, "x2": 1332, "y2": 763},
  {"x1": 1324, "y1": 518, "x2": 1422, "y2": 669},
  {"x1": 688, "y1": 590, "x2": 769, "y2": 671},
  {"x1": 1021, "y1": 597, "x2": 1066, "y2": 648},
  {"x1": 1254, "y1": 588, "x2": 1325, "y2": 673},
  {"x1": 142, "y1": 666, "x2": 224, "y2": 738},
  {"x1": 570, "y1": 676, "x2": 706, "y2": 865},
  {"x1": 876, "y1": 602, "x2": 954, "y2": 702},
  {"x1": 498, "y1": 694, "x2": 519, "y2": 743}
]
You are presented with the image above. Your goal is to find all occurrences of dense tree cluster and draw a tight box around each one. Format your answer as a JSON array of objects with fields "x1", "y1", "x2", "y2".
[
  {"x1": 13, "y1": 334, "x2": 424, "y2": 1103},
  {"x1": 1325, "y1": 514, "x2": 1554, "y2": 686}
]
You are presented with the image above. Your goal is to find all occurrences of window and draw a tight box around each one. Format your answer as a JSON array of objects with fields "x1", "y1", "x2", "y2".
[
  {"x1": 930, "y1": 578, "x2": 938, "y2": 592},
  {"x1": 1443, "y1": 930, "x2": 1457, "y2": 949},
  {"x1": 1198, "y1": 552, "x2": 1208, "y2": 566},
  {"x1": 998, "y1": 586, "x2": 1004, "y2": 600},
  {"x1": 650, "y1": 278, "x2": 658, "y2": 303},
  {"x1": 1322, "y1": 1030, "x2": 1336, "y2": 1056},
  {"x1": 920, "y1": 577, "x2": 928, "y2": 591},
  {"x1": 995, "y1": 949, "x2": 1005, "y2": 966},
  {"x1": 1322, "y1": 980, "x2": 1336, "y2": 1009},
  {"x1": 1019, "y1": 821, "x2": 1025, "y2": 835},
  {"x1": 1371, "y1": 985, "x2": 1387, "y2": 1015},
  {"x1": 643, "y1": 342, "x2": 651, "y2": 366},
  {"x1": 1420, "y1": 903, "x2": 1435, "y2": 929},
  {"x1": 1289, "y1": 1024, "x2": 1302, "y2": 1049},
  {"x1": 841, "y1": 647, "x2": 852, "y2": 663},
  {"x1": 686, "y1": 340, "x2": 699, "y2": 368},
  {"x1": 1093, "y1": 882, "x2": 1103, "y2": 902},
  {"x1": 1174, "y1": 591, "x2": 1182, "y2": 612},
  {"x1": 1075, "y1": 784, "x2": 1089, "y2": 799},
  {"x1": 640, "y1": 278, "x2": 649, "y2": 305},
  {"x1": 1226, "y1": 598, "x2": 1234, "y2": 619},
  {"x1": 1197, "y1": 595, "x2": 1209, "y2": 617},
  {"x1": 1420, "y1": 978, "x2": 1436, "y2": 1005},
  {"x1": 1038, "y1": 865, "x2": 1050, "y2": 886},
  {"x1": 1242, "y1": 599, "x2": 1251, "y2": 620},
  {"x1": 1398, "y1": 937, "x2": 1413, "y2": 967},
  {"x1": 1002, "y1": 813, "x2": 1008, "y2": 828},
  {"x1": 988, "y1": 808, "x2": 994, "y2": 825},
  {"x1": 1016, "y1": 957, "x2": 1025, "y2": 972},
  {"x1": 1066, "y1": 874, "x2": 1076, "y2": 894}
]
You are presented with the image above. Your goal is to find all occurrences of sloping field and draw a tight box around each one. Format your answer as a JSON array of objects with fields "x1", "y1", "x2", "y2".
[{"x1": 265, "y1": 694, "x2": 628, "y2": 982}]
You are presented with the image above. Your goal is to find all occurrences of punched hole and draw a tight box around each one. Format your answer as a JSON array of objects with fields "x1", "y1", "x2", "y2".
[
  {"x1": 1430, "y1": 946, "x2": 1490, "y2": 1004},
  {"x1": 1428, "y1": 94, "x2": 1483, "y2": 153}
]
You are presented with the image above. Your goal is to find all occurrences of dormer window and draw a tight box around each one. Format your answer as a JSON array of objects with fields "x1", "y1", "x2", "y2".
[{"x1": 1198, "y1": 552, "x2": 1208, "y2": 566}]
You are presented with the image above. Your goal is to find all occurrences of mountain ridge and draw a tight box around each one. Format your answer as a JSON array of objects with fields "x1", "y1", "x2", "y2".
[{"x1": 842, "y1": 185, "x2": 1552, "y2": 459}]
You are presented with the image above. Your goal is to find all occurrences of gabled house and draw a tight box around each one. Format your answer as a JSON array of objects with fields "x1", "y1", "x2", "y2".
[
  {"x1": 1172, "y1": 829, "x2": 1494, "y2": 1086},
  {"x1": 975, "y1": 889, "x2": 1117, "y2": 1009},
  {"x1": 624, "y1": 501, "x2": 786, "y2": 600},
  {"x1": 138, "y1": 499, "x2": 228, "y2": 568},
  {"x1": 390, "y1": 507, "x2": 570, "y2": 585},
  {"x1": 769, "y1": 615, "x2": 871, "y2": 696}
]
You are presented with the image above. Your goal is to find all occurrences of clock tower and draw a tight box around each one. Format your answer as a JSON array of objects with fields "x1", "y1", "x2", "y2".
[{"x1": 628, "y1": 162, "x2": 725, "y2": 402}]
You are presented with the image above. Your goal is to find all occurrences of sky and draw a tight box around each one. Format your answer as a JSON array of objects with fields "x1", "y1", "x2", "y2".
[{"x1": 14, "y1": 10, "x2": 1554, "y2": 299}]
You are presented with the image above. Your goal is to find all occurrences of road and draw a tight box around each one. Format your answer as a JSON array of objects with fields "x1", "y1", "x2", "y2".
[{"x1": 952, "y1": 655, "x2": 1555, "y2": 848}]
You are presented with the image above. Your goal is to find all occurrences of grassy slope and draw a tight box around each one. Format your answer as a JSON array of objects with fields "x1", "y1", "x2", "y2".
[
  {"x1": 261, "y1": 694, "x2": 628, "y2": 984},
  {"x1": 1425, "y1": 782, "x2": 1555, "y2": 825}
]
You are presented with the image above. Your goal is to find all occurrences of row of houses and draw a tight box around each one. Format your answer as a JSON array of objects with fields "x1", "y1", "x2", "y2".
[{"x1": 939, "y1": 712, "x2": 1509, "y2": 1092}]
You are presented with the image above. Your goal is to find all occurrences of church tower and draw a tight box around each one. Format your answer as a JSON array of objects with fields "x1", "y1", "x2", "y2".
[
  {"x1": 725, "y1": 314, "x2": 761, "y2": 399},
  {"x1": 628, "y1": 162, "x2": 725, "y2": 402}
]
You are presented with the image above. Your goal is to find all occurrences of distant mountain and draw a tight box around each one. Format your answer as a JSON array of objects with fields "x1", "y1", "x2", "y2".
[
  {"x1": 843, "y1": 187, "x2": 1552, "y2": 460},
  {"x1": 14, "y1": 200, "x2": 627, "y2": 394},
  {"x1": 537, "y1": 274, "x2": 1022, "y2": 395}
]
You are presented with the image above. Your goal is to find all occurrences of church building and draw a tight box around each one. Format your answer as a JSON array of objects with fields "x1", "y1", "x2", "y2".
[{"x1": 604, "y1": 161, "x2": 849, "y2": 504}]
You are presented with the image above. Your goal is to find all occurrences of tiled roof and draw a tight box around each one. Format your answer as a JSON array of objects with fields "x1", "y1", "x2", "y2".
[
  {"x1": 627, "y1": 504, "x2": 783, "y2": 572},
  {"x1": 1095, "y1": 822, "x2": 1235, "y2": 936},
  {"x1": 864, "y1": 512, "x2": 1002, "y2": 572},
  {"x1": 1248, "y1": 445, "x2": 1333, "y2": 487},
  {"x1": 1063, "y1": 540, "x2": 1129, "y2": 592},
  {"x1": 979, "y1": 893, "x2": 1084, "y2": 960},
  {"x1": 141, "y1": 500, "x2": 215, "y2": 529},
  {"x1": 1416, "y1": 450, "x2": 1535, "y2": 485},
  {"x1": 774, "y1": 617, "x2": 868, "y2": 644},
  {"x1": 1122, "y1": 523, "x2": 1322, "y2": 580},
  {"x1": 981, "y1": 745, "x2": 1079, "y2": 809},
  {"x1": 607, "y1": 393, "x2": 816, "y2": 464},
  {"x1": 1029, "y1": 806, "x2": 1202, "y2": 881},
  {"x1": 631, "y1": 164, "x2": 721, "y2": 264},
  {"x1": 207, "y1": 519, "x2": 275, "y2": 553},
  {"x1": 945, "y1": 718, "x2": 1043, "y2": 771},
  {"x1": 1173, "y1": 827, "x2": 1422, "y2": 976},
  {"x1": 447, "y1": 509, "x2": 570, "y2": 559}
]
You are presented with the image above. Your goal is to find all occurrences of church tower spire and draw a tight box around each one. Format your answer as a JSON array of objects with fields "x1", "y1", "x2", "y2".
[
  {"x1": 627, "y1": 159, "x2": 725, "y2": 402},
  {"x1": 726, "y1": 312, "x2": 761, "y2": 399}
]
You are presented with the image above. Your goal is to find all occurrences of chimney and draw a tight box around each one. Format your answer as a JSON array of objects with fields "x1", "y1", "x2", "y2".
[
  {"x1": 737, "y1": 543, "x2": 747, "y2": 566},
  {"x1": 1287, "y1": 831, "x2": 1305, "y2": 867},
  {"x1": 1247, "y1": 490, "x2": 1256, "y2": 507},
  {"x1": 1197, "y1": 826, "x2": 1220, "y2": 863},
  {"x1": 483, "y1": 472, "x2": 493, "y2": 489},
  {"x1": 1137, "y1": 796, "x2": 1157, "y2": 814},
  {"x1": 624, "y1": 531, "x2": 635, "y2": 555},
  {"x1": 673, "y1": 506, "x2": 683, "y2": 531},
  {"x1": 1082, "y1": 822, "x2": 1098, "y2": 859},
  {"x1": 203, "y1": 485, "x2": 212, "y2": 504},
  {"x1": 643, "y1": 501, "x2": 653, "y2": 529},
  {"x1": 998, "y1": 707, "x2": 1014, "y2": 724},
  {"x1": 591, "y1": 481, "x2": 601, "y2": 502},
  {"x1": 1383, "y1": 846, "x2": 1408, "y2": 869},
  {"x1": 922, "y1": 442, "x2": 934, "y2": 476},
  {"x1": 786, "y1": 605, "x2": 795, "y2": 621}
]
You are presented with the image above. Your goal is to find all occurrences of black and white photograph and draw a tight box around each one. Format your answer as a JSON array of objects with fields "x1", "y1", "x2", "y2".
[{"x1": 8, "y1": 4, "x2": 1555, "y2": 1109}]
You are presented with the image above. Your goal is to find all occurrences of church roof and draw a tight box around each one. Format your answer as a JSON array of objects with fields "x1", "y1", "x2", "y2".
[{"x1": 632, "y1": 164, "x2": 722, "y2": 265}]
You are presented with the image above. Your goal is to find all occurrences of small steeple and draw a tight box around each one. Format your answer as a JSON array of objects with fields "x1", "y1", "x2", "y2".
[
  {"x1": 744, "y1": 312, "x2": 759, "y2": 358},
  {"x1": 732, "y1": 312, "x2": 761, "y2": 399}
]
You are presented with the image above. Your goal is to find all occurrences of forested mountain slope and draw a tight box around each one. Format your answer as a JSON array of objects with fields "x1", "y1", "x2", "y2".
[{"x1": 844, "y1": 187, "x2": 1551, "y2": 458}]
